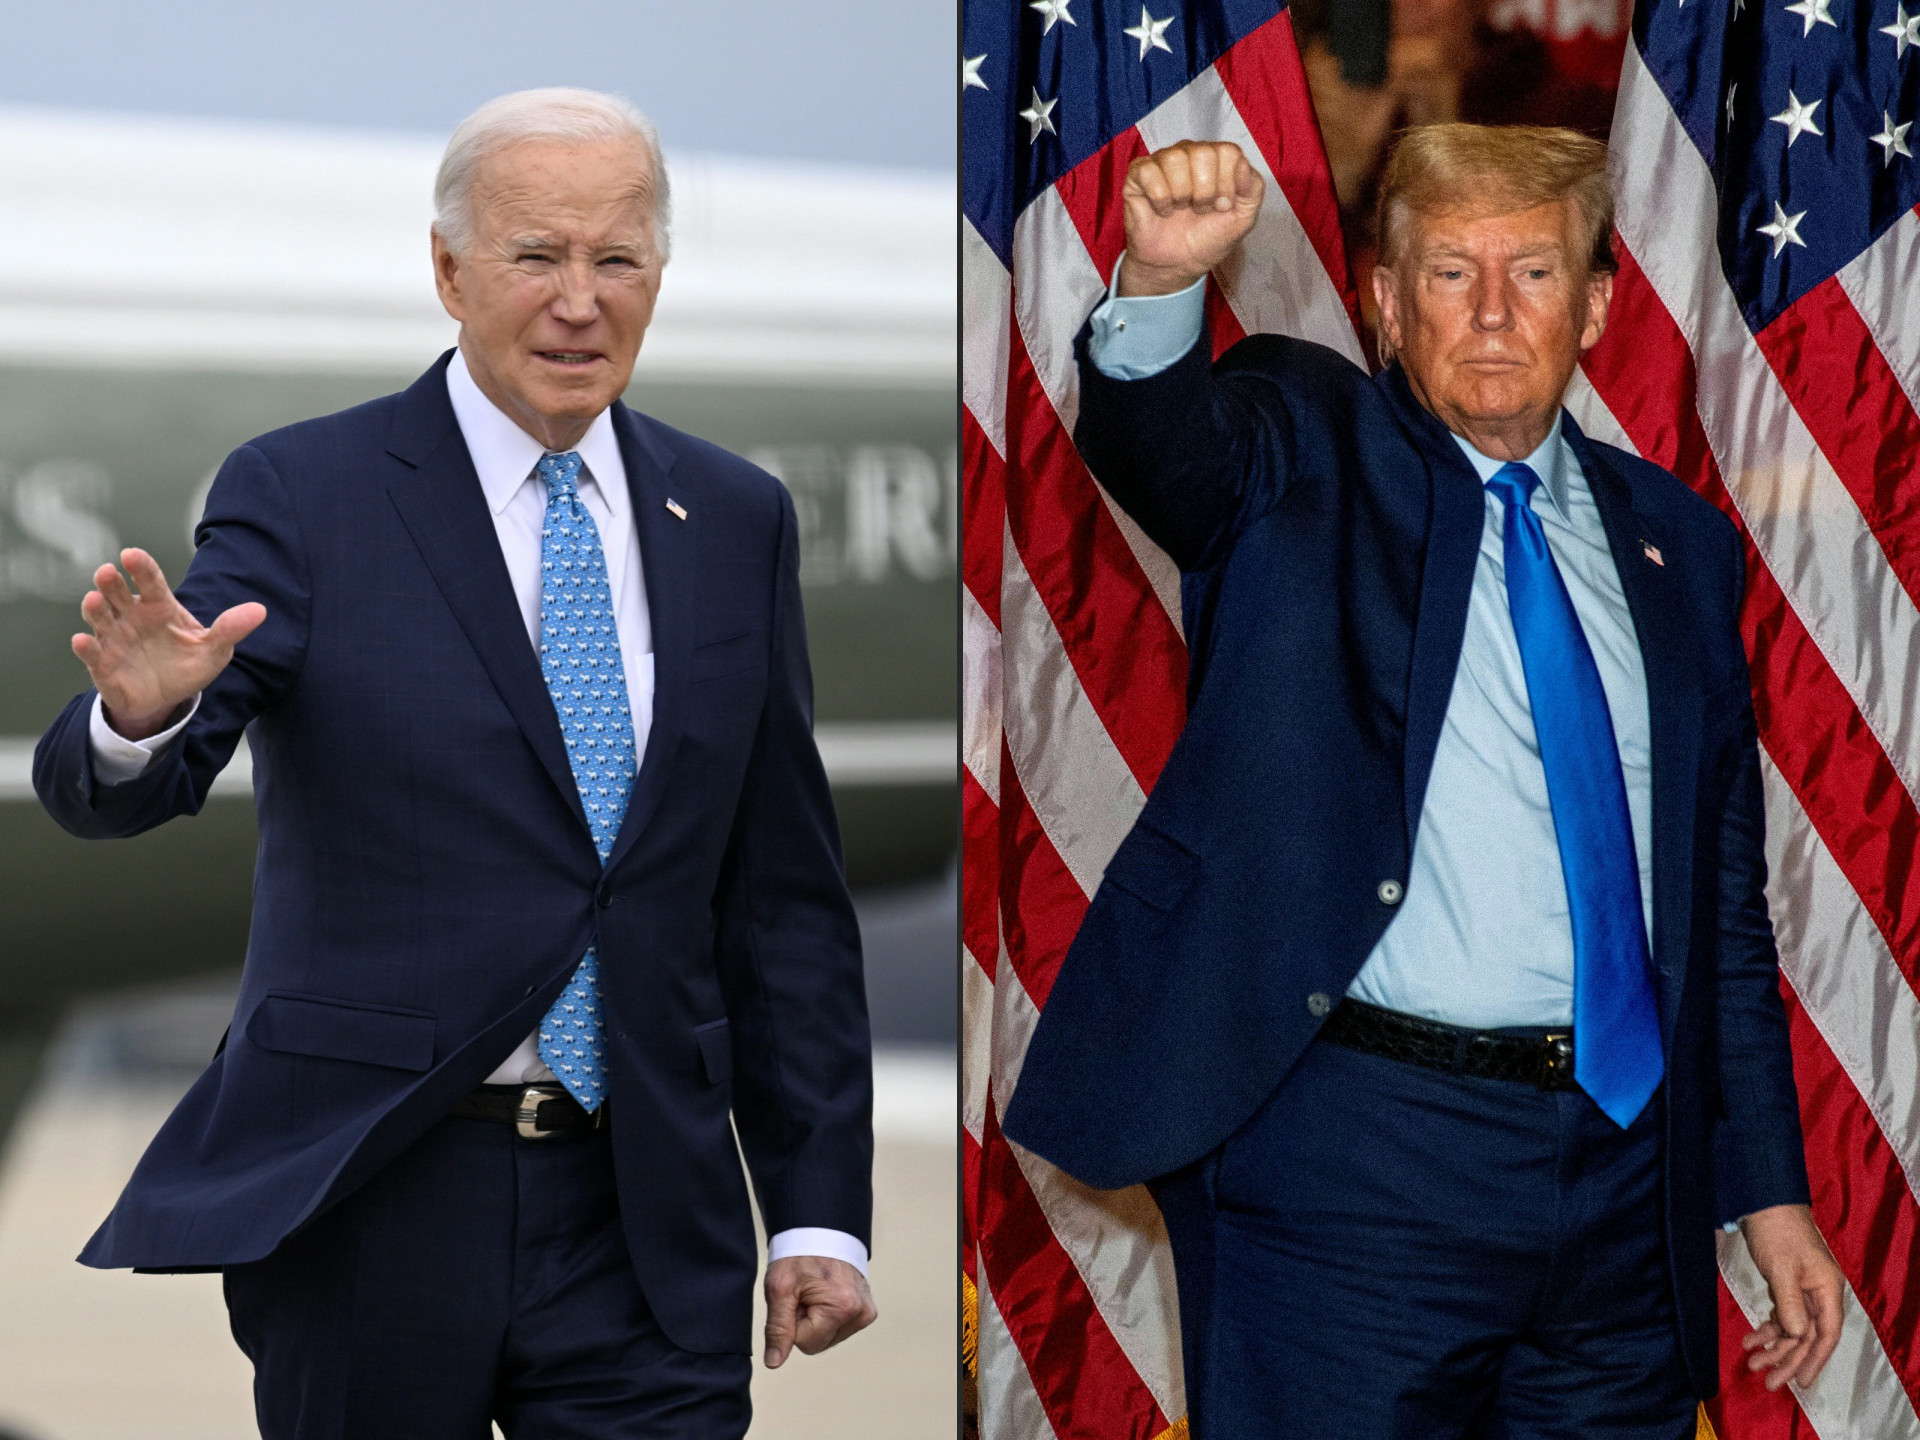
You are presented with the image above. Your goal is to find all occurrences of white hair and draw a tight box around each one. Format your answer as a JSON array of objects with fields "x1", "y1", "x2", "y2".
[{"x1": 433, "y1": 87, "x2": 672, "y2": 260}]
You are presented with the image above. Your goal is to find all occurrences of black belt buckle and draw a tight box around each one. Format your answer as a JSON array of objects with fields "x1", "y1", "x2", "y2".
[
  {"x1": 1537, "y1": 1033, "x2": 1575, "y2": 1090},
  {"x1": 513, "y1": 1083, "x2": 596, "y2": 1139}
]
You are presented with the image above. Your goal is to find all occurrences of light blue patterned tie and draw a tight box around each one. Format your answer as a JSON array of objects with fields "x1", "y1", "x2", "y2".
[
  {"x1": 534, "y1": 450, "x2": 637, "y2": 1111},
  {"x1": 1486, "y1": 461, "x2": 1663, "y2": 1128}
]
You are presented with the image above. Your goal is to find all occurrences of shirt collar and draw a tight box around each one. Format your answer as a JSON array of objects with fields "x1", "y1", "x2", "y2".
[
  {"x1": 446, "y1": 346, "x2": 627, "y2": 518},
  {"x1": 1451, "y1": 413, "x2": 1571, "y2": 520}
]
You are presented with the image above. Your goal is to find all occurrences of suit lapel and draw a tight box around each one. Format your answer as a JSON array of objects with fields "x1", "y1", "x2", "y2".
[
  {"x1": 1385, "y1": 365, "x2": 1491, "y2": 845},
  {"x1": 604, "y1": 402, "x2": 690, "y2": 873},
  {"x1": 1564, "y1": 414, "x2": 1702, "y2": 1032},
  {"x1": 382, "y1": 355, "x2": 589, "y2": 836},
  {"x1": 1385, "y1": 387, "x2": 1701, "y2": 1031}
]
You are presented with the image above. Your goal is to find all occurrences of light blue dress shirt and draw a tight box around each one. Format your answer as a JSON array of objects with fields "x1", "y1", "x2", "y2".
[{"x1": 1087, "y1": 274, "x2": 1654, "y2": 1028}]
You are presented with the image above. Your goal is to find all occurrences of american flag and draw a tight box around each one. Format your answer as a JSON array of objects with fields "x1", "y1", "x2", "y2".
[
  {"x1": 1569, "y1": 4, "x2": 1920, "y2": 1436},
  {"x1": 963, "y1": 1, "x2": 1920, "y2": 1439},
  {"x1": 961, "y1": 2, "x2": 1358, "y2": 1434}
]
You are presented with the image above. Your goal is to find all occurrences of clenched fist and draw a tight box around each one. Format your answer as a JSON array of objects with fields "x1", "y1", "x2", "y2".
[
  {"x1": 1119, "y1": 139, "x2": 1266, "y2": 297},
  {"x1": 72, "y1": 548, "x2": 265, "y2": 740},
  {"x1": 762, "y1": 1255, "x2": 877, "y2": 1368}
]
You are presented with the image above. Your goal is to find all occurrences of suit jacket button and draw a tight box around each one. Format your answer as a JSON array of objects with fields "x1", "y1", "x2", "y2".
[
  {"x1": 1307, "y1": 992, "x2": 1332, "y2": 1017},
  {"x1": 596, "y1": 886, "x2": 613, "y2": 910},
  {"x1": 1377, "y1": 879, "x2": 1404, "y2": 906}
]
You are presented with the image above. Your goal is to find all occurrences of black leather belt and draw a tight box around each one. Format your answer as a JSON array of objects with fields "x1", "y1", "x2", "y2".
[
  {"x1": 450, "y1": 1083, "x2": 605, "y2": 1139},
  {"x1": 1320, "y1": 998, "x2": 1578, "y2": 1091}
]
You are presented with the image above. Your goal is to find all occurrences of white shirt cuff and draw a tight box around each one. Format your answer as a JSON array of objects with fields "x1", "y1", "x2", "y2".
[
  {"x1": 1086, "y1": 259, "x2": 1207, "y2": 380},
  {"x1": 88, "y1": 691, "x2": 200, "y2": 785},
  {"x1": 768, "y1": 1227, "x2": 869, "y2": 1277}
]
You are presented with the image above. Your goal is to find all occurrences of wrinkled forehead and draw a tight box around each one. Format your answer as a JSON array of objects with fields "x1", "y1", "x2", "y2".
[{"x1": 470, "y1": 137, "x2": 657, "y2": 237}]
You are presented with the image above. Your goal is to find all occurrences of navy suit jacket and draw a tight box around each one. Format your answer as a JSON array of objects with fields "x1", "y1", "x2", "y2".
[
  {"x1": 34, "y1": 353, "x2": 873, "y2": 1356},
  {"x1": 1001, "y1": 328, "x2": 1811, "y2": 1391}
]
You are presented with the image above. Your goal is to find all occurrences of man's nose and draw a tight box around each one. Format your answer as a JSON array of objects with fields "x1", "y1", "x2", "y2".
[
  {"x1": 1471, "y1": 273, "x2": 1513, "y2": 332},
  {"x1": 550, "y1": 259, "x2": 600, "y2": 325}
]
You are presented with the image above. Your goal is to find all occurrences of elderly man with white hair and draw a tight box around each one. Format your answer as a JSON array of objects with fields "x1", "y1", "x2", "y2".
[{"x1": 34, "y1": 88, "x2": 875, "y2": 1436}]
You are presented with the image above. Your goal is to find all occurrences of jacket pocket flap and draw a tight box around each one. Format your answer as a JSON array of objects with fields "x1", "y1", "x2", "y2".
[
  {"x1": 247, "y1": 992, "x2": 437, "y2": 1072},
  {"x1": 691, "y1": 630, "x2": 762, "y2": 682},
  {"x1": 693, "y1": 1017, "x2": 732, "y2": 1084},
  {"x1": 1100, "y1": 823, "x2": 1200, "y2": 912}
]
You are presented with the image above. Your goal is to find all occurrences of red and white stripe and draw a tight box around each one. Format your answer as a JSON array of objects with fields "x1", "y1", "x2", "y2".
[
  {"x1": 967, "y1": 9, "x2": 1920, "y2": 1434},
  {"x1": 962, "y1": 12, "x2": 1356, "y2": 1436},
  {"x1": 1569, "y1": 38, "x2": 1920, "y2": 1437}
]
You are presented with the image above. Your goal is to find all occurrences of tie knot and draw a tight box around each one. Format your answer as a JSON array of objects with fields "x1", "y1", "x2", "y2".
[
  {"x1": 538, "y1": 450, "x2": 584, "y2": 500},
  {"x1": 1485, "y1": 460, "x2": 1540, "y2": 511}
]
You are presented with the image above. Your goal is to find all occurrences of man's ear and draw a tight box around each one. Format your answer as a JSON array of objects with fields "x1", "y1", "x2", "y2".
[
  {"x1": 1372, "y1": 266, "x2": 1401, "y2": 361},
  {"x1": 1579, "y1": 268, "x2": 1614, "y2": 354},
  {"x1": 431, "y1": 232, "x2": 467, "y2": 324}
]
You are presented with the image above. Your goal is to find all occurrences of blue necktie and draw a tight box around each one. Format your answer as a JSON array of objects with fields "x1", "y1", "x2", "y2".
[
  {"x1": 1485, "y1": 461, "x2": 1662, "y2": 1128},
  {"x1": 533, "y1": 450, "x2": 638, "y2": 1111}
]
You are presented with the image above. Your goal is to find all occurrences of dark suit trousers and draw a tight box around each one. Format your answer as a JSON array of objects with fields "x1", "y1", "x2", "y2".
[
  {"x1": 1151, "y1": 1040, "x2": 1695, "y2": 1440},
  {"x1": 222, "y1": 1114, "x2": 751, "y2": 1440}
]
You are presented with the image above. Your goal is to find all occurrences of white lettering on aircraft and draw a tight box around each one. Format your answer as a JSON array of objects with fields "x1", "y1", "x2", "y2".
[
  {"x1": 0, "y1": 460, "x2": 121, "y2": 601},
  {"x1": 749, "y1": 445, "x2": 958, "y2": 587}
]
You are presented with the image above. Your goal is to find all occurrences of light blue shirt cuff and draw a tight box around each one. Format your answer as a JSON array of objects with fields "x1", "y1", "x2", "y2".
[{"x1": 1086, "y1": 261, "x2": 1207, "y2": 381}]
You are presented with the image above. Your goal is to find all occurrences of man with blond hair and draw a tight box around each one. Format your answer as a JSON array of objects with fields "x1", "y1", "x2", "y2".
[
  {"x1": 1004, "y1": 124, "x2": 1842, "y2": 1437},
  {"x1": 34, "y1": 88, "x2": 873, "y2": 1436}
]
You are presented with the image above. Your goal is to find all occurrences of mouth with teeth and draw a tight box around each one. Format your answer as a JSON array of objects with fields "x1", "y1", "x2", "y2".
[{"x1": 536, "y1": 350, "x2": 603, "y2": 367}]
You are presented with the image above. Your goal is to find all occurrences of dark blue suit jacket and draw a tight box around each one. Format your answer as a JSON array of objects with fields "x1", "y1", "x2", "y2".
[
  {"x1": 1001, "y1": 328, "x2": 1810, "y2": 1391},
  {"x1": 34, "y1": 353, "x2": 872, "y2": 1356}
]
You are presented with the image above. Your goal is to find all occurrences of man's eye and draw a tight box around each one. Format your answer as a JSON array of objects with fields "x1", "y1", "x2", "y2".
[
  {"x1": 599, "y1": 256, "x2": 638, "y2": 269},
  {"x1": 1527, "y1": 268, "x2": 1550, "y2": 280},
  {"x1": 517, "y1": 253, "x2": 555, "y2": 265},
  {"x1": 1439, "y1": 269, "x2": 1464, "y2": 280}
]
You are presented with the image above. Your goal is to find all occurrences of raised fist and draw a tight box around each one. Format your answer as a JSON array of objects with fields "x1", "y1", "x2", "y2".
[{"x1": 1119, "y1": 140, "x2": 1266, "y2": 297}]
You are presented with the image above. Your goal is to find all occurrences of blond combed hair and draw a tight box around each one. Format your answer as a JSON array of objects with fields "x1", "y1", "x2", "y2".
[{"x1": 1375, "y1": 123, "x2": 1616, "y2": 277}]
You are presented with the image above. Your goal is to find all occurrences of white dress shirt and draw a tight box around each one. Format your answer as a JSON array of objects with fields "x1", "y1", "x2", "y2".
[{"x1": 88, "y1": 346, "x2": 867, "y2": 1274}]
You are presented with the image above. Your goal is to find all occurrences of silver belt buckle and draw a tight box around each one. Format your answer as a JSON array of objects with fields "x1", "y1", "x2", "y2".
[{"x1": 514, "y1": 1083, "x2": 568, "y2": 1140}]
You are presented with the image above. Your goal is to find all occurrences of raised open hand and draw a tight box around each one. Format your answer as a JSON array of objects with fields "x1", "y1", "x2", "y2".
[
  {"x1": 1119, "y1": 139, "x2": 1266, "y2": 297},
  {"x1": 72, "y1": 548, "x2": 265, "y2": 740}
]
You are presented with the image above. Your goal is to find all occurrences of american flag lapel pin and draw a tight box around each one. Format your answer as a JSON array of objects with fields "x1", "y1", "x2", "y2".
[
  {"x1": 665, "y1": 499, "x2": 688, "y2": 520},
  {"x1": 1641, "y1": 540, "x2": 1664, "y2": 567}
]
